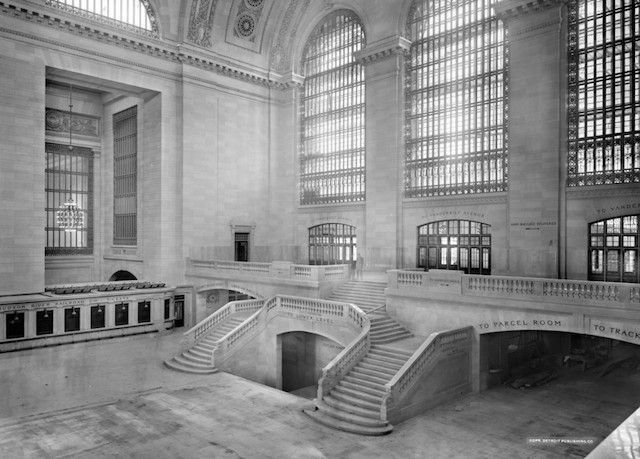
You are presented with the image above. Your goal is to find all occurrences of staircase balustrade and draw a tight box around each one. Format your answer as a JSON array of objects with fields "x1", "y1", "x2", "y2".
[
  {"x1": 189, "y1": 259, "x2": 351, "y2": 282},
  {"x1": 212, "y1": 295, "x2": 368, "y2": 369},
  {"x1": 389, "y1": 270, "x2": 639, "y2": 306},
  {"x1": 381, "y1": 326, "x2": 473, "y2": 423},
  {"x1": 181, "y1": 299, "x2": 263, "y2": 352}
]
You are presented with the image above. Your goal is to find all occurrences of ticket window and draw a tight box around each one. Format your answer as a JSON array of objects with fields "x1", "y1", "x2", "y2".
[
  {"x1": 91, "y1": 305, "x2": 105, "y2": 329},
  {"x1": 115, "y1": 303, "x2": 129, "y2": 326},
  {"x1": 36, "y1": 310, "x2": 54, "y2": 335},
  {"x1": 64, "y1": 307, "x2": 80, "y2": 332},
  {"x1": 138, "y1": 301, "x2": 151, "y2": 323},
  {"x1": 6, "y1": 312, "x2": 25, "y2": 339}
]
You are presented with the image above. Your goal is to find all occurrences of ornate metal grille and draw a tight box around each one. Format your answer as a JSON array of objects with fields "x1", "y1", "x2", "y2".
[
  {"x1": 405, "y1": 0, "x2": 508, "y2": 197},
  {"x1": 299, "y1": 10, "x2": 365, "y2": 205},
  {"x1": 588, "y1": 215, "x2": 639, "y2": 283},
  {"x1": 308, "y1": 223, "x2": 357, "y2": 265},
  {"x1": 417, "y1": 220, "x2": 491, "y2": 274},
  {"x1": 45, "y1": 143, "x2": 93, "y2": 255},
  {"x1": 113, "y1": 106, "x2": 137, "y2": 246},
  {"x1": 45, "y1": 0, "x2": 157, "y2": 35},
  {"x1": 567, "y1": 0, "x2": 640, "y2": 186}
]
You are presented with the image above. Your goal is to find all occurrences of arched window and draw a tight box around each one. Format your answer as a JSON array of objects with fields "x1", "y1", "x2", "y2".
[
  {"x1": 308, "y1": 223, "x2": 357, "y2": 266},
  {"x1": 589, "y1": 215, "x2": 639, "y2": 283},
  {"x1": 46, "y1": 0, "x2": 158, "y2": 34},
  {"x1": 417, "y1": 220, "x2": 491, "y2": 274},
  {"x1": 405, "y1": 0, "x2": 508, "y2": 197},
  {"x1": 299, "y1": 11, "x2": 365, "y2": 205},
  {"x1": 567, "y1": 0, "x2": 640, "y2": 186}
]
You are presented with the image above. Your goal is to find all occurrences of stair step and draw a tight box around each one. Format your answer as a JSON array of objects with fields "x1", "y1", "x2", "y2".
[
  {"x1": 303, "y1": 408, "x2": 392, "y2": 436},
  {"x1": 344, "y1": 375, "x2": 387, "y2": 392},
  {"x1": 330, "y1": 390, "x2": 382, "y2": 411},
  {"x1": 360, "y1": 357, "x2": 402, "y2": 372},
  {"x1": 323, "y1": 395, "x2": 381, "y2": 419},
  {"x1": 189, "y1": 347, "x2": 211, "y2": 359},
  {"x1": 174, "y1": 355, "x2": 215, "y2": 369},
  {"x1": 372, "y1": 334, "x2": 413, "y2": 344},
  {"x1": 351, "y1": 366, "x2": 394, "y2": 382},
  {"x1": 316, "y1": 401, "x2": 387, "y2": 427},
  {"x1": 370, "y1": 323, "x2": 400, "y2": 333},
  {"x1": 339, "y1": 380, "x2": 386, "y2": 398},
  {"x1": 369, "y1": 317, "x2": 395, "y2": 325},
  {"x1": 357, "y1": 361, "x2": 396, "y2": 376},
  {"x1": 366, "y1": 351, "x2": 407, "y2": 365},
  {"x1": 370, "y1": 346, "x2": 413, "y2": 360},
  {"x1": 164, "y1": 359, "x2": 218, "y2": 374},
  {"x1": 333, "y1": 386, "x2": 384, "y2": 405},
  {"x1": 184, "y1": 351, "x2": 210, "y2": 364}
]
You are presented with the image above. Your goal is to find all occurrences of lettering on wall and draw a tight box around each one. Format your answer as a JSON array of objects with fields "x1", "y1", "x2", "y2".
[
  {"x1": 477, "y1": 318, "x2": 564, "y2": 332},
  {"x1": 424, "y1": 210, "x2": 487, "y2": 220},
  {"x1": 595, "y1": 202, "x2": 640, "y2": 216},
  {"x1": 279, "y1": 311, "x2": 336, "y2": 325},
  {"x1": 591, "y1": 321, "x2": 640, "y2": 344},
  {"x1": 510, "y1": 221, "x2": 558, "y2": 231}
]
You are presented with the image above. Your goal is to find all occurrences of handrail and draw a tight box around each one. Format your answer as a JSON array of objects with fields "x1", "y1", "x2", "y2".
[
  {"x1": 381, "y1": 326, "x2": 473, "y2": 422},
  {"x1": 180, "y1": 299, "x2": 263, "y2": 352},
  {"x1": 213, "y1": 295, "x2": 368, "y2": 369},
  {"x1": 189, "y1": 259, "x2": 351, "y2": 282},
  {"x1": 366, "y1": 303, "x2": 387, "y2": 315},
  {"x1": 390, "y1": 269, "x2": 640, "y2": 306}
]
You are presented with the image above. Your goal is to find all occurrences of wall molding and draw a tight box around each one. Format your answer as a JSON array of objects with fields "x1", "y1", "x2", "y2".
[
  {"x1": 494, "y1": 0, "x2": 565, "y2": 20},
  {"x1": 0, "y1": 0, "x2": 291, "y2": 90},
  {"x1": 355, "y1": 36, "x2": 411, "y2": 65},
  {"x1": 403, "y1": 192, "x2": 508, "y2": 208}
]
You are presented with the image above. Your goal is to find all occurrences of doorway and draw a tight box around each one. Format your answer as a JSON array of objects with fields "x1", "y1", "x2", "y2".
[
  {"x1": 281, "y1": 332, "x2": 317, "y2": 395},
  {"x1": 174, "y1": 295, "x2": 184, "y2": 328},
  {"x1": 234, "y1": 232, "x2": 249, "y2": 262}
]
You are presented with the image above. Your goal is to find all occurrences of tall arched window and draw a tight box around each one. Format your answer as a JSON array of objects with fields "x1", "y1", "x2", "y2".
[
  {"x1": 417, "y1": 220, "x2": 491, "y2": 274},
  {"x1": 405, "y1": 0, "x2": 508, "y2": 197},
  {"x1": 299, "y1": 11, "x2": 365, "y2": 205},
  {"x1": 46, "y1": 0, "x2": 158, "y2": 34},
  {"x1": 589, "y1": 215, "x2": 639, "y2": 283},
  {"x1": 308, "y1": 223, "x2": 357, "y2": 266},
  {"x1": 567, "y1": 0, "x2": 640, "y2": 186}
]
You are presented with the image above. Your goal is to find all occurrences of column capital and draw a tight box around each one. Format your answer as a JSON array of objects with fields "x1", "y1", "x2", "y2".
[
  {"x1": 355, "y1": 36, "x2": 411, "y2": 65},
  {"x1": 494, "y1": 0, "x2": 566, "y2": 20}
]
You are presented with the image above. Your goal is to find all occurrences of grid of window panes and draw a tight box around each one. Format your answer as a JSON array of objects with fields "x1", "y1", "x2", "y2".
[
  {"x1": 417, "y1": 220, "x2": 491, "y2": 274},
  {"x1": 113, "y1": 106, "x2": 137, "y2": 246},
  {"x1": 45, "y1": 143, "x2": 93, "y2": 255},
  {"x1": 405, "y1": 0, "x2": 508, "y2": 197},
  {"x1": 299, "y1": 10, "x2": 365, "y2": 205},
  {"x1": 308, "y1": 223, "x2": 357, "y2": 265},
  {"x1": 45, "y1": 0, "x2": 156, "y2": 33},
  {"x1": 567, "y1": 0, "x2": 640, "y2": 185},
  {"x1": 589, "y1": 215, "x2": 639, "y2": 283}
]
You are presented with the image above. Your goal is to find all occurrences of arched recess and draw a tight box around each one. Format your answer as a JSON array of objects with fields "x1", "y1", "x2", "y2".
[
  {"x1": 588, "y1": 215, "x2": 639, "y2": 283},
  {"x1": 418, "y1": 220, "x2": 491, "y2": 274},
  {"x1": 109, "y1": 270, "x2": 137, "y2": 281},
  {"x1": 308, "y1": 223, "x2": 357, "y2": 266}
]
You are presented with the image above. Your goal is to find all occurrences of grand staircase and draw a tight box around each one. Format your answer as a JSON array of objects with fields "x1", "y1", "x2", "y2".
[
  {"x1": 164, "y1": 313, "x2": 248, "y2": 374},
  {"x1": 305, "y1": 281, "x2": 419, "y2": 435},
  {"x1": 328, "y1": 281, "x2": 412, "y2": 343}
]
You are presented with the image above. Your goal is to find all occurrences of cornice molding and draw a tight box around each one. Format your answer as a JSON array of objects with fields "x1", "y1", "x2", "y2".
[
  {"x1": 354, "y1": 36, "x2": 411, "y2": 65},
  {"x1": 0, "y1": 1, "x2": 291, "y2": 90},
  {"x1": 566, "y1": 183, "x2": 640, "y2": 200},
  {"x1": 494, "y1": 0, "x2": 565, "y2": 20}
]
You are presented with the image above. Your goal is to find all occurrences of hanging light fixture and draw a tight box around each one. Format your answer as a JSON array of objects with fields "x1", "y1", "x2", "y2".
[{"x1": 55, "y1": 83, "x2": 85, "y2": 233}]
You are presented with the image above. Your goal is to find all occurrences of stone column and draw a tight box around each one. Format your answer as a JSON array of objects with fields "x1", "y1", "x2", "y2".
[
  {"x1": 106, "y1": 302, "x2": 115, "y2": 328},
  {"x1": 80, "y1": 306, "x2": 91, "y2": 331},
  {"x1": 356, "y1": 36, "x2": 411, "y2": 275},
  {"x1": 495, "y1": 0, "x2": 567, "y2": 278}
]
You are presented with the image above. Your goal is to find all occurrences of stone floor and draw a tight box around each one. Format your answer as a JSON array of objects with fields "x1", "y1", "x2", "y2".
[{"x1": 1, "y1": 330, "x2": 639, "y2": 458}]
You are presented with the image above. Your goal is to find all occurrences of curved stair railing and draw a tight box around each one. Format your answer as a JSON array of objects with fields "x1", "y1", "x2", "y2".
[
  {"x1": 213, "y1": 295, "x2": 369, "y2": 368},
  {"x1": 380, "y1": 326, "x2": 474, "y2": 423},
  {"x1": 180, "y1": 298, "x2": 263, "y2": 354},
  {"x1": 316, "y1": 307, "x2": 371, "y2": 402}
]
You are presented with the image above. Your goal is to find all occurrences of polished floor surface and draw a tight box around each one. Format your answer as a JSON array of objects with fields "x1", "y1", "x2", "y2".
[{"x1": 1, "y1": 330, "x2": 639, "y2": 458}]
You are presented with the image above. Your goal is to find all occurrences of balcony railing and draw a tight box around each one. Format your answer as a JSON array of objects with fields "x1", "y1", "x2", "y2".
[
  {"x1": 188, "y1": 259, "x2": 351, "y2": 282},
  {"x1": 388, "y1": 270, "x2": 640, "y2": 306}
]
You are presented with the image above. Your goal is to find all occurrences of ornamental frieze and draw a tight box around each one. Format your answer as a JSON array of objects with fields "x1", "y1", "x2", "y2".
[{"x1": 45, "y1": 108, "x2": 99, "y2": 137}]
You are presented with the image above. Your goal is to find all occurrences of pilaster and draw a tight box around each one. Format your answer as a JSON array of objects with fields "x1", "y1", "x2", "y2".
[
  {"x1": 497, "y1": 0, "x2": 567, "y2": 278},
  {"x1": 356, "y1": 36, "x2": 410, "y2": 273}
]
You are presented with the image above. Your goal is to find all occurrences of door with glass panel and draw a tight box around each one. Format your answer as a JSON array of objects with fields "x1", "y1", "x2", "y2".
[
  {"x1": 308, "y1": 223, "x2": 357, "y2": 267},
  {"x1": 417, "y1": 220, "x2": 491, "y2": 274},
  {"x1": 589, "y1": 216, "x2": 639, "y2": 283}
]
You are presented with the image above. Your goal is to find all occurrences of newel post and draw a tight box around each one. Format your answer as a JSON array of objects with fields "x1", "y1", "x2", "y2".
[{"x1": 387, "y1": 270, "x2": 399, "y2": 289}]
